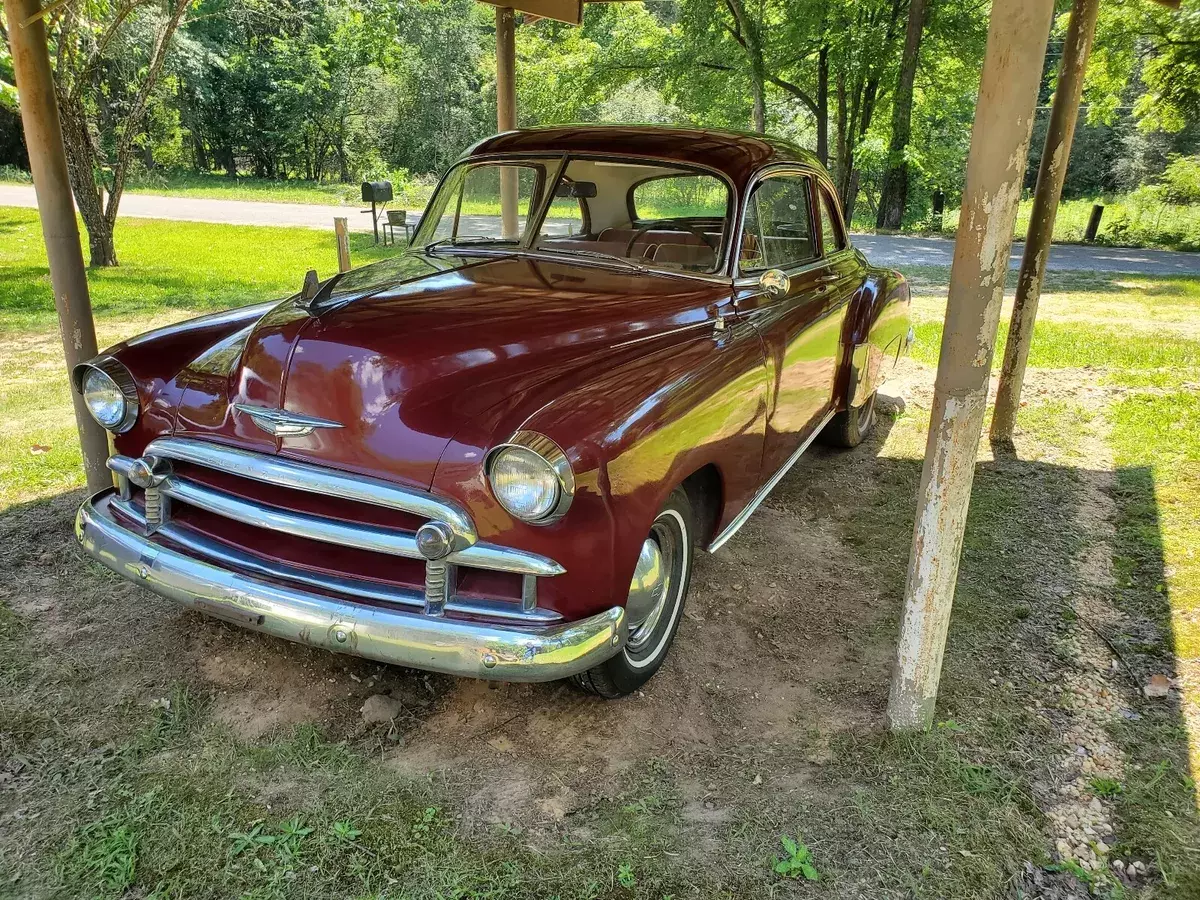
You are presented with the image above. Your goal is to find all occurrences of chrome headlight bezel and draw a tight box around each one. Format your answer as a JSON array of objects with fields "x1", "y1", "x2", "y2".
[
  {"x1": 71, "y1": 356, "x2": 139, "y2": 433},
  {"x1": 485, "y1": 431, "x2": 575, "y2": 525}
]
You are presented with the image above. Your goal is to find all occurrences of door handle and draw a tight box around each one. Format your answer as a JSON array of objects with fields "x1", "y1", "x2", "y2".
[{"x1": 816, "y1": 274, "x2": 840, "y2": 283}]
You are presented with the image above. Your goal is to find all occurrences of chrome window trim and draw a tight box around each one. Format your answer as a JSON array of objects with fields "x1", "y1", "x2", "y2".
[
  {"x1": 732, "y1": 163, "x2": 855, "y2": 280},
  {"x1": 412, "y1": 151, "x2": 739, "y2": 279},
  {"x1": 72, "y1": 355, "x2": 140, "y2": 433},
  {"x1": 485, "y1": 430, "x2": 576, "y2": 525}
]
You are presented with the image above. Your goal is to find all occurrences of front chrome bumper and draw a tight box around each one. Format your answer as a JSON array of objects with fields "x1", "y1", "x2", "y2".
[{"x1": 75, "y1": 492, "x2": 627, "y2": 682}]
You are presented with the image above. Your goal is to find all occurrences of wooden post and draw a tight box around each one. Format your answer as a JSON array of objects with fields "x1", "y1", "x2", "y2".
[
  {"x1": 1084, "y1": 203, "x2": 1104, "y2": 242},
  {"x1": 886, "y1": 0, "x2": 1055, "y2": 731},
  {"x1": 334, "y1": 217, "x2": 351, "y2": 273},
  {"x1": 991, "y1": 0, "x2": 1100, "y2": 444},
  {"x1": 5, "y1": 0, "x2": 111, "y2": 493},
  {"x1": 495, "y1": 5, "x2": 519, "y2": 240}
]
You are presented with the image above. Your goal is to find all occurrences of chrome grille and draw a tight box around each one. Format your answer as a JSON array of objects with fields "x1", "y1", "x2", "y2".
[{"x1": 106, "y1": 438, "x2": 563, "y2": 622}]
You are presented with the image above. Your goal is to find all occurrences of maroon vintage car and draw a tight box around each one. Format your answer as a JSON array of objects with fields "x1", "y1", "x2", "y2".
[{"x1": 73, "y1": 126, "x2": 911, "y2": 697}]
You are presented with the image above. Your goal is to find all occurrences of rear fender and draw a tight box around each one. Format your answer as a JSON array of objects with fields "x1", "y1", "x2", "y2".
[{"x1": 836, "y1": 268, "x2": 911, "y2": 410}]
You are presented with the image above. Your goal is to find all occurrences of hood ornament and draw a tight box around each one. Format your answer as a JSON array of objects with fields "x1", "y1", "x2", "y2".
[{"x1": 234, "y1": 404, "x2": 344, "y2": 437}]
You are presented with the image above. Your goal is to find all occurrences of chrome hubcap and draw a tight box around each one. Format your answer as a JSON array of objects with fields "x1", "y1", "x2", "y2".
[{"x1": 626, "y1": 524, "x2": 675, "y2": 651}]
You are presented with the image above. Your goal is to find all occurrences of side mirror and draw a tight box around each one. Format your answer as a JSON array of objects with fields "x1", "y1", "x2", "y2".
[{"x1": 760, "y1": 268, "x2": 789, "y2": 297}]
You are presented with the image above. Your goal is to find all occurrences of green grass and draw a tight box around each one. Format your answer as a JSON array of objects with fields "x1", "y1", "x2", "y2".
[
  {"x1": 905, "y1": 268, "x2": 1200, "y2": 371},
  {"x1": 0, "y1": 206, "x2": 395, "y2": 334},
  {"x1": 856, "y1": 193, "x2": 1200, "y2": 251},
  {"x1": 0, "y1": 206, "x2": 395, "y2": 506},
  {"x1": 3, "y1": 205, "x2": 1200, "y2": 897},
  {"x1": 910, "y1": 319, "x2": 1200, "y2": 370}
]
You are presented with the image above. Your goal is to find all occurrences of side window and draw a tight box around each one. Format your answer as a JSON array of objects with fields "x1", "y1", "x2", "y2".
[
  {"x1": 819, "y1": 189, "x2": 846, "y2": 253},
  {"x1": 740, "y1": 175, "x2": 816, "y2": 271}
]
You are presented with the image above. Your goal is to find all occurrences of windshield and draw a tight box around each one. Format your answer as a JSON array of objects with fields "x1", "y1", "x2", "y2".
[{"x1": 411, "y1": 155, "x2": 733, "y2": 274}]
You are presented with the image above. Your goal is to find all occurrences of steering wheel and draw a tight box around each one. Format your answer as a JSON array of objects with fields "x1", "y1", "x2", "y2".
[{"x1": 625, "y1": 220, "x2": 719, "y2": 257}]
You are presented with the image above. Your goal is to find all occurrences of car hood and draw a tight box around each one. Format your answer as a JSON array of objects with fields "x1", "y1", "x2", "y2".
[{"x1": 172, "y1": 252, "x2": 730, "y2": 489}]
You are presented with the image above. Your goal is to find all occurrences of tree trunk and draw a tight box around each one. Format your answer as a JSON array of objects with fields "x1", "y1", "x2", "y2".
[
  {"x1": 58, "y1": 91, "x2": 119, "y2": 266},
  {"x1": 191, "y1": 132, "x2": 210, "y2": 173},
  {"x1": 816, "y1": 45, "x2": 829, "y2": 167},
  {"x1": 218, "y1": 145, "x2": 237, "y2": 178},
  {"x1": 878, "y1": 0, "x2": 931, "y2": 230},
  {"x1": 725, "y1": 0, "x2": 767, "y2": 134}
]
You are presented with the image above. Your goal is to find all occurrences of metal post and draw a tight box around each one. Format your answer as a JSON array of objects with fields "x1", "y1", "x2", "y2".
[
  {"x1": 334, "y1": 217, "x2": 351, "y2": 273},
  {"x1": 495, "y1": 6, "x2": 519, "y2": 240},
  {"x1": 886, "y1": 0, "x2": 1055, "y2": 732},
  {"x1": 5, "y1": 0, "x2": 111, "y2": 493},
  {"x1": 991, "y1": 0, "x2": 1100, "y2": 444}
]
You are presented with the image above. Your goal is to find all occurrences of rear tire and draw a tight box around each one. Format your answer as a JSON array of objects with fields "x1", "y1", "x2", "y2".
[
  {"x1": 822, "y1": 391, "x2": 877, "y2": 448},
  {"x1": 570, "y1": 488, "x2": 694, "y2": 699}
]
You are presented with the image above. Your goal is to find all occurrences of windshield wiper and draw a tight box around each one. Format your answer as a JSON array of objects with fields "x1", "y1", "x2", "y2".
[
  {"x1": 424, "y1": 237, "x2": 519, "y2": 254},
  {"x1": 532, "y1": 246, "x2": 647, "y2": 272}
]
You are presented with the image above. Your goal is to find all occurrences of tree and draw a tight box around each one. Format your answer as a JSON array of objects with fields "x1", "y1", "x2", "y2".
[
  {"x1": 1088, "y1": 0, "x2": 1200, "y2": 133},
  {"x1": 49, "y1": 0, "x2": 192, "y2": 266},
  {"x1": 876, "y1": 0, "x2": 930, "y2": 230}
]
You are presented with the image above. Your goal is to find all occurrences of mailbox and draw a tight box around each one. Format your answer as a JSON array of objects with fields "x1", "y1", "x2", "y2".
[{"x1": 361, "y1": 180, "x2": 394, "y2": 203}]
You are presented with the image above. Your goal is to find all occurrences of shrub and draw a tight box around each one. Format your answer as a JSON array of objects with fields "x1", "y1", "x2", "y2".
[{"x1": 1160, "y1": 155, "x2": 1200, "y2": 206}]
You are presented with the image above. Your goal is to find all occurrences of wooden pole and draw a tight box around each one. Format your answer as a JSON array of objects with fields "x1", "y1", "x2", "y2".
[
  {"x1": 495, "y1": 5, "x2": 519, "y2": 240},
  {"x1": 5, "y1": 0, "x2": 111, "y2": 493},
  {"x1": 886, "y1": 0, "x2": 1055, "y2": 732},
  {"x1": 334, "y1": 217, "x2": 351, "y2": 273},
  {"x1": 991, "y1": 0, "x2": 1100, "y2": 444}
]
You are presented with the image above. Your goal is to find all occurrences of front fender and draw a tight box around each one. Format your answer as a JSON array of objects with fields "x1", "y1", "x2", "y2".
[
  {"x1": 431, "y1": 319, "x2": 768, "y2": 621},
  {"x1": 81, "y1": 301, "x2": 278, "y2": 455}
]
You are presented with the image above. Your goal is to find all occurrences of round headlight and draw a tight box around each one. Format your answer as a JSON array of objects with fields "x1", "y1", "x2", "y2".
[
  {"x1": 489, "y1": 446, "x2": 560, "y2": 522},
  {"x1": 82, "y1": 367, "x2": 128, "y2": 430}
]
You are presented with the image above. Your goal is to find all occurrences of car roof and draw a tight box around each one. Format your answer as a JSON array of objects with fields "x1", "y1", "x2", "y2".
[{"x1": 466, "y1": 125, "x2": 823, "y2": 188}]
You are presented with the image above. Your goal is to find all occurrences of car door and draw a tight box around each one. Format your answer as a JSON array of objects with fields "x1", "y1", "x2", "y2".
[{"x1": 733, "y1": 170, "x2": 853, "y2": 476}]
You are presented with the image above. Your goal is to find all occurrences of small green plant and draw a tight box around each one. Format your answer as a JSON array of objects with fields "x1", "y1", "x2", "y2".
[
  {"x1": 331, "y1": 820, "x2": 362, "y2": 843},
  {"x1": 774, "y1": 834, "x2": 820, "y2": 881},
  {"x1": 411, "y1": 806, "x2": 439, "y2": 838},
  {"x1": 617, "y1": 861, "x2": 636, "y2": 888},
  {"x1": 1090, "y1": 777, "x2": 1124, "y2": 798}
]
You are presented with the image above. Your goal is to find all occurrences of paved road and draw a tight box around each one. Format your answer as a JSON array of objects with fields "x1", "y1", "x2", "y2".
[
  {"x1": 852, "y1": 233, "x2": 1200, "y2": 276},
  {"x1": 4, "y1": 184, "x2": 1198, "y2": 275}
]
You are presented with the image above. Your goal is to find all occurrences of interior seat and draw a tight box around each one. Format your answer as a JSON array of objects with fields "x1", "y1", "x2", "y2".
[{"x1": 652, "y1": 243, "x2": 716, "y2": 269}]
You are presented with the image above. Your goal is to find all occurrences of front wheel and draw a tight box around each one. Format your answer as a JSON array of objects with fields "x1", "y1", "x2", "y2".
[
  {"x1": 571, "y1": 488, "x2": 694, "y2": 698},
  {"x1": 821, "y1": 391, "x2": 877, "y2": 448}
]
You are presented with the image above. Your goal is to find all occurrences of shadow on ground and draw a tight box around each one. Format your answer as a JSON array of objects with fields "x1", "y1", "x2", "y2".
[{"x1": 0, "y1": 397, "x2": 1195, "y2": 898}]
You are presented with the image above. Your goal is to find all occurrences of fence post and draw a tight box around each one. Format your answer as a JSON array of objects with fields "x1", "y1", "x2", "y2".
[
  {"x1": 1084, "y1": 204, "x2": 1104, "y2": 242},
  {"x1": 334, "y1": 218, "x2": 351, "y2": 273}
]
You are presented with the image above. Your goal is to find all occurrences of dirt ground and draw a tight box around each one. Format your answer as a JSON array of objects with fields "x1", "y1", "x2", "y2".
[{"x1": 2, "y1": 350, "x2": 1196, "y2": 898}]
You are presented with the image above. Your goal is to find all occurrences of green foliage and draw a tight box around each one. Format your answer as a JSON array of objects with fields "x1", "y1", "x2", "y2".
[
  {"x1": 1090, "y1": 777, "x2": 1124, "y2": 799},
  {"x1": 1161, "y1": 155, "x2": 1200, "y2": 206},
  {"x1": 773, "y1": 834, "x2": 820, "y2": 881}
]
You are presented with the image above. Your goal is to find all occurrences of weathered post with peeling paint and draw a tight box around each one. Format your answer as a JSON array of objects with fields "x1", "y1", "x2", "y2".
[
  {"x1": 495, "y1": 6, "x2": 519, "y2": 241},
  {"x1": 991, "y1": 0, "x2": 1100, "y2": 444},
  {"x1": 5, "y1": 0, "x2": 111, "y2": 493},
  {"x1": 886, "y1": 0, "x2": 1056, "y2": 732}
]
